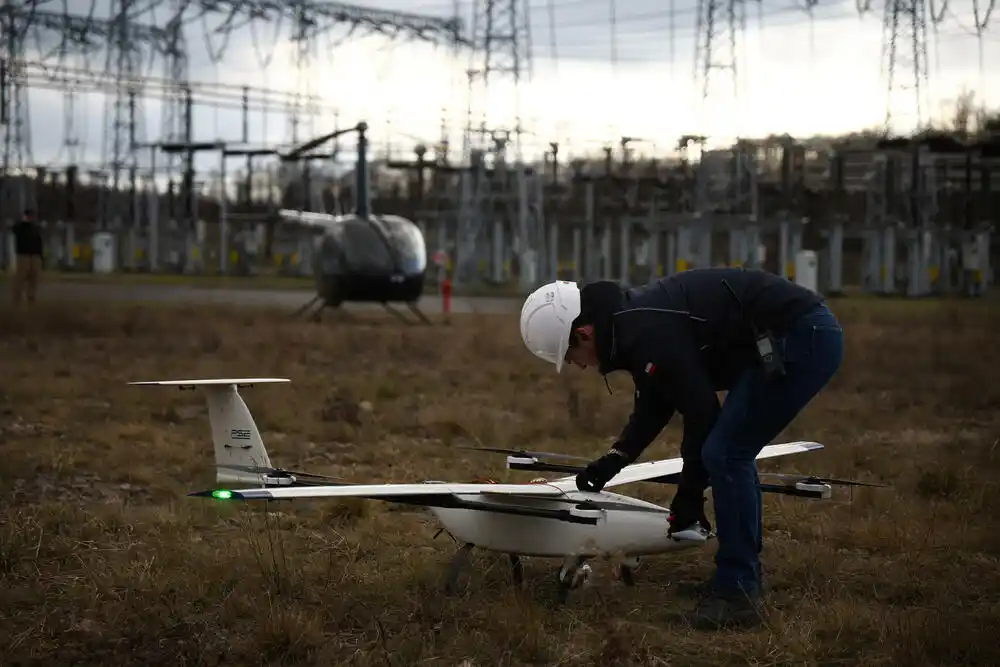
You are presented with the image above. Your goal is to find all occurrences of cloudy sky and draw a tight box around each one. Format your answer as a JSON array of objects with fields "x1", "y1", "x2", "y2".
[{"x1": 15, "y1": 0, "x2": 1000, "y2": 170}]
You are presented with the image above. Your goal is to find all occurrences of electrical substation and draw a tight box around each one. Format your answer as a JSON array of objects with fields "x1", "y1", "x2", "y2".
[{"x1": 0, "y1": 1, "x2": 996, "y2": 299}]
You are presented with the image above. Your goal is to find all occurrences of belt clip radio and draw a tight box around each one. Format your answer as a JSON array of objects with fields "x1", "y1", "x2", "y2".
[
  {"x1": 754, "y1": 328, "x2": 786, "y2": 379},
  {"x1": 721, "y1": 277, "x2": 786, "y2": 380}
]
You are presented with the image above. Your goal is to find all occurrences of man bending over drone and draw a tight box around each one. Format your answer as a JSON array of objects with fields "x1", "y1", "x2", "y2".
[{"x1": 519, "y1": 267, "x2": 844, "y2": 630}]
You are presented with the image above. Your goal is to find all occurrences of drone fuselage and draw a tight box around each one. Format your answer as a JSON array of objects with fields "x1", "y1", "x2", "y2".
[{"x1": 429, "y1": 489, "x2": 703, "y2": 559}]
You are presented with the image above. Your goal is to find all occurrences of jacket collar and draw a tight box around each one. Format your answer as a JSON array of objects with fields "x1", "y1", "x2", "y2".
[{"x1": 578, "y1": 281, "x2": 627, "y2": 376}]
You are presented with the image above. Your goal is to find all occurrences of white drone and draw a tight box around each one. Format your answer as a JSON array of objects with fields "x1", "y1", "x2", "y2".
[{"x1": 132, "y1": 377, "x2": 882, "y2": 599}]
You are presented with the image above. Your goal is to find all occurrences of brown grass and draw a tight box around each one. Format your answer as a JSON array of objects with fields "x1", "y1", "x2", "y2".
[{"x1": 1, "y1": 297, "x2": 999, "y2": 666}]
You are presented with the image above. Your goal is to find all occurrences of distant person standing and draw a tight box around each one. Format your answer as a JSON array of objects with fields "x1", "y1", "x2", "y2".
[{"x1": 11, "y1": 209, "x2": 44, "y2": 304}]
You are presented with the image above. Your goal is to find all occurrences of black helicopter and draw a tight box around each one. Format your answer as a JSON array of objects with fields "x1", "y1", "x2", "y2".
[
  {"x1": 284, "y1": 209, "x2": 431, "y2": 324},
  {"x1": 283, "y1": 122, "x2": 433, "y2": 325}
]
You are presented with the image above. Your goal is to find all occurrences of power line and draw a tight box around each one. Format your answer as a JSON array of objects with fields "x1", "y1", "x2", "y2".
[
  {"x1": 1, "y1": 0, "x2": 468, "y2": 230},
  {"x1": 2, "y1": 0, "x2": 995, "y2": 174},
  {"x1": 524, "y1": 3, "x2": 993, "y2": 61}
]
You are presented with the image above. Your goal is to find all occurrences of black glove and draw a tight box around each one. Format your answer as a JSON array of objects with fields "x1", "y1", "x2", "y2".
[
  {"x1": 667, "y1": 486, "x2": 712, "y2": 535},
  {"x1": 575, "y1": 449, "x2": 630, "y2": 492}
]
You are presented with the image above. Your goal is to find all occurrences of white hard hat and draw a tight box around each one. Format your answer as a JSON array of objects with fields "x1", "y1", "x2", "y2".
[{"x1": 519, "y1": 280, "x2": 581, "y2": 373}]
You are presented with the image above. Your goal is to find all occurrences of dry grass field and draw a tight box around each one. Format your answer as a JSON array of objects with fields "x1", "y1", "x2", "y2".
[{"x1": 2, "y1": 296, "x2": 999, "y2": 667}]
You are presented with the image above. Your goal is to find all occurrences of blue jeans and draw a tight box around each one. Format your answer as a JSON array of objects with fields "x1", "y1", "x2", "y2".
[{"x1": 701, "y1": 302, "x2": 844, "y2": 596}]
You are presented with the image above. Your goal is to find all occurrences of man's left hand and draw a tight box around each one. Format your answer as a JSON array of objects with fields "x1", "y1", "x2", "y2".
[
  {"x1": 667, "y1": 484, "x2": 711, "y2": 534},
  {"x1": 575, "y1": 449, "x2": 630, "y2": 492}
]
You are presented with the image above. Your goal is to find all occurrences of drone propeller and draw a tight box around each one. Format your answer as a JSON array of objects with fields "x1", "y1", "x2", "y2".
[
  {"x1": 453, "y1": 445, "x2": 592, "y2": 463},
  {"x1": 758, "y1": 472, "x2": 888, "y2": 488}
]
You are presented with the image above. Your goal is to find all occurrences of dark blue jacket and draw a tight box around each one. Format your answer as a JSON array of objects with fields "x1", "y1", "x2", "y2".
[{"x1": 580, "y1": 267, "x2": 823, "y2": 492}]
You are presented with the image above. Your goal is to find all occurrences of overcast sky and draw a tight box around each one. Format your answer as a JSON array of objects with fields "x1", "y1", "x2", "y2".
[{"x1": 14, "y1": 0, "x2": 1000, "y2": 170}]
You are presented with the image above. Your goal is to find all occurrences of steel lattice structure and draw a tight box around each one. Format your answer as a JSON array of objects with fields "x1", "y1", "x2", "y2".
[
  {"x1": 0, "y1": 0, "x2": 468, "y2": 226},
  {"x1": 1, "y1": 0, "x2": 994, "y2": 189},
  {"x1": 0, "y1": 0, "x2": 463, "y2": 165},
  {"x1": 690, "y1": 0, "x2": 994, "y2": 138}
]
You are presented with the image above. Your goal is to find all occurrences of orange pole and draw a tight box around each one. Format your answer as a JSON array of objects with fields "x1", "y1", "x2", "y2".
[{"x1": 441, "y1": 277, "x2": 452, "y2": 318}]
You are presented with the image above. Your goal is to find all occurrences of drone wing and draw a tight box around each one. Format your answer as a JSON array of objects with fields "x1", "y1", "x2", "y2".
[
  {"x1": 192, "y1": 481, "x2": 567, "y2": 504},
  {"x1": 192, "y1": 481, "x2": 623, "y2": 526},
  {"x1": 550, "y1": 441, "x2": 825, "y2": 491}
]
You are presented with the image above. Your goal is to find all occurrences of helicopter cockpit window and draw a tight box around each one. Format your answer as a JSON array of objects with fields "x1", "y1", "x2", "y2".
[
  {"x1": 377, "y1": 216, "x2": 427, "y2": 275},
  {"x1": 330, "y1": 217, "x2": 395, "y2": 273}
]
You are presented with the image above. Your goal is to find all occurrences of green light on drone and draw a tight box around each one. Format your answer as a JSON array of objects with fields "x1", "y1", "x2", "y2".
[{"x1": 212, "y1": 489, "x2": 233, "y2": 500}]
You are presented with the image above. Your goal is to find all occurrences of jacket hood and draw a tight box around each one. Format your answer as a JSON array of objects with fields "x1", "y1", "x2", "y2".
[{"x1": 577, "y1": 280, "x2": 626, "y2": 375}]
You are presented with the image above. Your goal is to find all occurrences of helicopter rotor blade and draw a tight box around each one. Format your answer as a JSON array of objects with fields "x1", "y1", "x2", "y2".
[{"x1": 453, "y1": 445, "x2": 592, "y2": 463}]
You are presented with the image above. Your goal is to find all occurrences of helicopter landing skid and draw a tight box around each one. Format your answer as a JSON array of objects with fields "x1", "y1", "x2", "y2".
[
  {"x1": 382, "y1": 301, "x2": 432, "y2": 325},
  {"x1": 289, "y1": 295, "x2": 341, "y2": 323},
  {"x1": 289, "y1": 295, "x2": 323, "y2": 320},
  {"x1": 290, "y1": 295, "x2": 431, "y2": 326}
]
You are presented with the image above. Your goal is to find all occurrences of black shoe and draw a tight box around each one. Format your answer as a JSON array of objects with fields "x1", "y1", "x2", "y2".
[
  {"x1": 688, "y1": 588, "x2": 766, "y2": 631},
  {"x1": 672, "y1": 579, "x2": 719, "y2": 599}
]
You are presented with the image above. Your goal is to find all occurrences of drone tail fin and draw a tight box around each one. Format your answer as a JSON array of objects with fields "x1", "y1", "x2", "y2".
[{"x1": 129, "y1": 378, "x2": 289, "y2": 485}]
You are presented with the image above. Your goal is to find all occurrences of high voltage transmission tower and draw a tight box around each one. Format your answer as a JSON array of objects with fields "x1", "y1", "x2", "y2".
[
  {"x1": 454, "y1": 0, "x2": 533, "y2": 289},
  {"x1": 0, "y1": 0, "x2": 465, "y2": 224},
  {"x1": 687, "y1": 0, "x2": 993, "y2": 141},
  {"x1": 693, "y1": 0, "x2": 748, "y2": 142},
  {"x1": 464, "y1": 0, "x2": 532, "y2": 162},
  {"x1": 880, "y1": 0, "x2": 932, "y2": 134},
  {"x1": 878, "y1": 0, "x2": 994, "y2": 135}
]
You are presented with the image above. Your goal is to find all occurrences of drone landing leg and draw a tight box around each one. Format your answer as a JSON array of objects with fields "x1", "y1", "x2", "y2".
[
  {"x1": 445, "y1": 543, "x2": 474, "y2": 596},
  {"x1": 619, "y1": 557, "x2": 640, "y2": 587},
  {"x1": 556, "y1": 555, "x2": 592, "y2": 603},
  {"x1": 406, "y1": 301, "x2": 432, "y2": 325}
]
